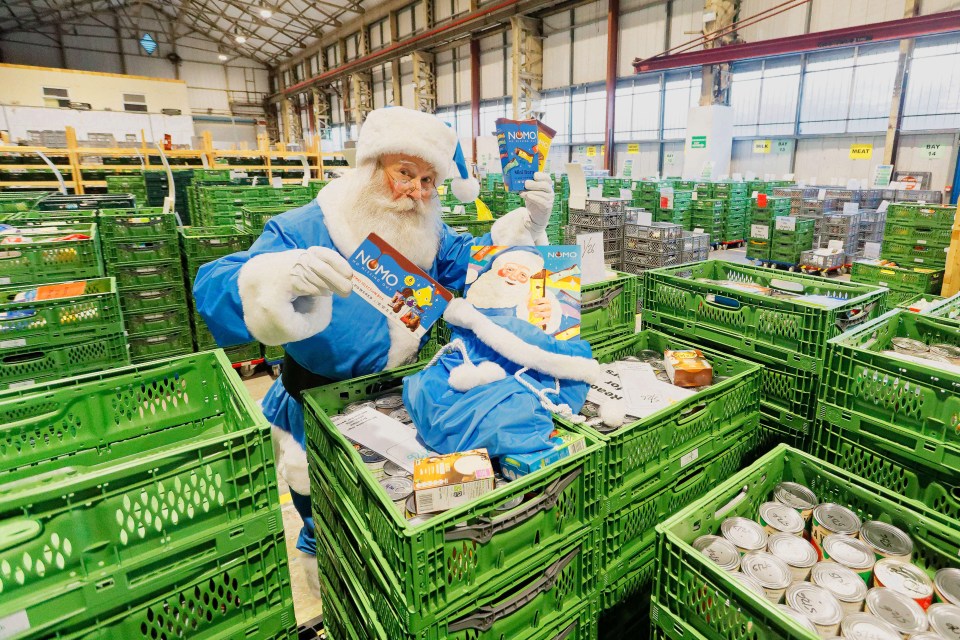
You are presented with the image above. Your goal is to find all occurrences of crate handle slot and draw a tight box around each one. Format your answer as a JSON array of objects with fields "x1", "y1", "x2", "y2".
[
  {"x1": 581, "y1": 285, "x2": 623, "y2": 311},
  {"x1": 677, "y1": 403, "x2": 708, "y2": 425},
  {"x1": 2, "y1": 350, "x2": 44, "y2": 364},
  {"x1": 447, "y1": 546, "x2": 578, "y2": 632},
  {"x1": 835, "y1": 302, "x2": 878, "y2": 332},
  {"x1": 0, "y1": 519, "x2": 42, "y2": 552},
  {"x1": 704, "y1": 294, "x2": 741, "y2": 310},
  {"x1": 120, "y1": 242, "x2": 163, "y2": 252},
  {"x1": 133, "y1": 290, "x2": 164, "y2": 300},
  {"x1": 444, "y1": 468, "x2": 581, "y2": 544},
  {"x1": 117, "y1": 217, "x2": 159, "y2": 227},
  {"x1": 554, "y1": 620, "x2": 578, "y2": 640},
  {"x1": 714, "y1": 485, "x2": 749, "y2": 520},
  {"x1": 0, "y1": 249, "x2": 23, "y2": 260}
]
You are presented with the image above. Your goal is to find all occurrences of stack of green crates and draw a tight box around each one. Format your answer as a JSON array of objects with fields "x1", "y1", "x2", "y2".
[
  {"x1": 769, "y1": 216, "x2": 815, "y2": 264},
  {"x1": 0, "y1": 276, "x2": 128, "y2": 389},
  {"x1": 0, "y1": 222, "x2": 103, "y2": 287},
  {"x1": 747, "y1": 196, "x2": 791, "y2": 262},
  {"x1": 643, "y1": 260, "x2": 888, "y2": 450},
  {"x1": 307, "y1": 179, "x2": 328, "y2": 197},
  {"x1": 658, "y1": 190, "x2": 692, "y2": 228},
  {"x1": 652, "y1": 444, "x2": 959, "y2": 639},
  {"x1": 814, "y1": 308, "x2": 960, "y2": 519},
  {"x1": 105, "y1": 174, "x2": 147, "y2": 204},
  {"x1": 38, "y1": 193, "x2": 136, "y2": 211},
  {"x1": 143, "y1": 169, "x2": 194, "y2": 221},
  {"x1": 602, "y1": 177, "x2": 626, "y2": 198},
  {"x1": 99, "y1": 208, "x2": 193, "y2": 363},
  {"x1": 881, "y1": 203, "x2": 953, "y2": 270},
  {"x1": 0, "y1": 351, "x2": 298, "y2": 638},
  {"x1": 850, "y1": 261, "x2": 945, "y2": 307},
  {"x1": 303, "y1": 364, "x2": 603, "y2": 640},
  {"x1": 714, "y1": 182, "x2": 748, "y2": 242},
  {"x1": 242, "y1": 205, "x2": 287, "y2": 233},
  {"x1": 0, "y1": 191, "x2": 49, "y2": 212},
  {"x1": 192, "y1": 185, "x2": 313, "y2": 227},
  {"x1": 179, "y1": 226, "x2": 260, "y2": 366},
  {"x1": 554, "y1": 331, "x2": 761, "y2": 637},
  {"x1": 691, "y1": 199, "x2": 724, "y2": 241}
]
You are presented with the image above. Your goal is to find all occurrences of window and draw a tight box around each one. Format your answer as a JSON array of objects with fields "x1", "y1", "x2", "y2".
[
  {"x1": 662, "y1": 71, "x2": 699, "y2": 139},
  {"x1": 369, "y1": 19, "x2": 389, "y2": 50},
  {"x1": 903, "y1": 35, "x2": 960, "y2": 130},
  {"x1": 123, "y1": 94, "x2": 148, "y2": 112},
  {"x1": 325, "y1": 44, "x2": 340, "y2": 70},
  {"x1": 435, "y1": 104, "x2": 472, "y2": 140},
  {"x1": 541, "y1": 91, "x2": 571, "y2": 144},
  {"x1": 730, "y1": 56, "x2": 801, "y2": 136},
  {"x1": 397, "y1": 4, "x2": 418, "y2": 37},
  {"x1": 345, "y1": 32, "x2": 360, "y2": 60},
  {"x1": 569, "y1": 87, "x2": 606, "y2": 144},
  {"x1": 43, "y1": 87, "x2": 70, "y2": 108},
  {"x1": 614, "y1": 77, "x2": 661, "y2": 141},
  {"x1": 478, "y1": 100, "x2": 508, "y2": 137}
]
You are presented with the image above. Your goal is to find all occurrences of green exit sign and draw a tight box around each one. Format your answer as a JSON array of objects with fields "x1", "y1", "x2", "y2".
[{"x1": 691, "y1": 136, "x2": 707, "y2": 149}]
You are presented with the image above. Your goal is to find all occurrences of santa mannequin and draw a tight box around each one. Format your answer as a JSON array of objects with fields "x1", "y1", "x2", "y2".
[{"x1": 193, "y1": 107, "x2": 555, "y2": 586}]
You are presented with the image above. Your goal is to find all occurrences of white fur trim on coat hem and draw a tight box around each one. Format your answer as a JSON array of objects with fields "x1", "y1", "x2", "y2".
[
  {"x1": 271, "y1": 424, "x2": 310, "y2": 496},
  {"x1": 238, "y1": 251, "x2": 333, "y2": 346},
  {"x1": 491, "y1": 208, "x2": 543, "y2": 246},
  {"x1": 443, "y1": 298, "x2": 601, "y2": 384}
]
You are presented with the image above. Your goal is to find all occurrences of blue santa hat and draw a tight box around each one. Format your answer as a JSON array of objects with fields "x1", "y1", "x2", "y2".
[{"x1": 355, "y1": 106, "x2": 481, "y2": 203}]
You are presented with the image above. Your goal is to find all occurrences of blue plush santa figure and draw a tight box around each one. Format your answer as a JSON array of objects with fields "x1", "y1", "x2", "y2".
[{"x1": 192, "y1": 106, "x2": 556, "y2": 592}]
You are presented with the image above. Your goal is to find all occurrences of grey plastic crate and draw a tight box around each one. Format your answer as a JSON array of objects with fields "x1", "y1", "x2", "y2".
[
  {"x1": 623, "y1": 221, "x2": 684, "y2": 240},
  {"x1": 568, "y1": 211, "x2": 623, "y2": 229}
]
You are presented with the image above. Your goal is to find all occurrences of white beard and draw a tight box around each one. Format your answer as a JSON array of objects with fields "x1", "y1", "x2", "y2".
[
  {"x1": 466, "y1": 270, "x2": 528, "y2": 314},
  {"x1": 316, "y1": 167, "x2": 443, "y2": 270}
]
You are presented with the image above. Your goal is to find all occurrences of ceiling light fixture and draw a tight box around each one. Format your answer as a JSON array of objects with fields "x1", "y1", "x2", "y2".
[
  {"x1": 218, "y1": 53, "x2": 229, "y2": 61},
  {"x1": 259, "y1": 7, "x2": 272, "y2": 18},
  {"x1": 235, "y1": 34, "x2": 246, "y2": 43}
]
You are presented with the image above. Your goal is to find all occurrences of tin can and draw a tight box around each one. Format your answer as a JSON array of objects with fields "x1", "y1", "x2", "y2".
[
  {"x1": 721, "y1": 517, "x2": 768, "y2": 554},
  {"x1": 811, "y1": 503, "x2": 861, "y2": 557},
  {"x1": 375, "y1": 394, "x2": 404, "y2": 414},
  {"x1": 383, "y1": 460, "x2": 409, "y2": 477},
  {"x1": 786, "y1": 583, "x2": 843, "y2": 638},
  {"x1": 404, "y1": 495, "x2": 437, "y2": 525},
  {"x1": 822, "y1": 534, "x2": 876, "y2": 583},
  {"x1": 773, "y1": 482, "x2": 818, "y2": 522},
  {"x1": 767, "y1": 532, "x2": 817, "y2": 582},
  {"x1": 927, "y1": 603, "x2": 960, "y2": 640},
  {"x1": 759, "y1": 501, "x2": 805, "y2": 537},
  {"x1": 493, "y1": 477, "x2": 523, "y2": 511},
  {"x1": 811, "y1": 561, "x2": 868, "y2": 615},
  {"x1": 775, "y1": 605, "x2": 818, "y2": 635},
  {"x1": 841, "y1": 613, "x2": 903, "y2": 640},
  {"x1": 741, "y1": 551, "x2": 793, "y2": 604},
  {"x1": 859, "y1": 521, "x2": 913, "y2": 563},
  {"x1": 380, "y1": 476, "x2": 413, "y2": 513},
  {"x1": 693, "y1": 535, "x2": 741, "y2": 572},
  {"x1": 935, "y1": 568, "x2": 960, "y2": 606},
  {"x1": 912, "y1": 634, "x2": 945, "y2": 640},
  {"x1": 353, "y1": 443, "x2": 387, "y2": 479},
  {"x1": 929, "y1": 344, "x2": 960, "y2": 365},
  {"x1": 389, "y1": 408, "x2": 412, "y2": 424},
  {"x1": 864, "y1": 587, "x2": 930, "y2": 636},
  {"x1": 874, "y1": 558, "x2": 935, "y2": 610},
  {"x1": 891, "y1": 337, "x2": 929, "y2": 356},
  {"x1": 731, "y1": 572, "x2": 766, "y2": 599},
  {"x1": 344, "y1": 400, "x2": 376, "y2": 414}
]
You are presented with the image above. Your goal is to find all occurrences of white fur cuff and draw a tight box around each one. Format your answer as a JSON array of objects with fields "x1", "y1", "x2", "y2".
[
  {"x1": 238, "y1": 251, "x2": 333, "y2": 346},
  {"x1": 449, "y1": 360, "x2": 507, "y2": 391},
  {"x1": 271, "y1": 425, "x2": 310, "y2": 496},
  {"x1": 491, "y1": 208, "x2": 543, "y2": 246}
]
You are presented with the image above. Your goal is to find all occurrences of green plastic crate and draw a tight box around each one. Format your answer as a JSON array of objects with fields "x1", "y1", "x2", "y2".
[
  {"x1": 642, "y1": 260, "x2": 888, "y2": 372},
  {"x1": 884, "y1": 287, "x2": 927, "y2": 307},
  {"x1": 109, "y1": 259, "x2": 183, "y2": 290},
  {"x1": 819, "y1": 309, "x2": 960, "y2": 455},
  {"x1": 896, "y1": 291, "x2": 945, "y2": 310},
  {"x1": 654, "y1": 444, "x2": 959, "y2": 640},
  {"x1": 814, "y1": 401, "x2": 960, "y2": 527},
  {"x1": 927, "y1": 291, "x2": 960, "y2": 323},
  {"x1": 0, "y1": 224, "x2": 103, "y2": 287},
  {"x1": 0, "y1": 332, "x2": 128, "y2": 391},
  {"x1": 223, "y1": 341, "x2": 262, "y2": 365},
  {"x1": 581, "y1": 271, "x2": 639, "y2": 343},
  {"x1": 123, "y1": 304, "x2": 190, "y2": 335},
  {"x1": 98, "y1": 207, "x2": 178, "y2": 240},
  {"x1": 128, "y1": 328, "x2": 194, "y2": 362},
  {"x1": 850, "y1": 260, "x2": 944, "y2": 293},
  {"x1": 262, "y1": 343, "x2": 284, "y2": 363},
  {"x1": 758, "y1": 401, "x2": 810, "y2": 450},
  {"x1": 316, "y1": 515, "x2": 598, "y2": 640},
  {"x1": 303, "y1": 363, "x2": 604, "y2": 633},
  {"x1": 0, "y1": 278, "x2": 123, "y2": 348},
  {"x1": 242, "y1": 204, "x2": 287, "y2": 230},
  {"x1": 886, "y1": 202, "x2": 955, "y2": 229},
  {"x1": 119, "y1": 283, "x2": 188, "y2": 313},
  {"x1": 103, "y1": 237, "x2": 181, "y2": 264},
  {"x1": 884, "y1": 222, "x2": 952, "y2": 246},
  {"x1": 179, "y1": 226, "x2": 253, "y2": 264},
  {"x1": 745, "y1": 239, "x2": 771, "y2": 262},
  {"x1": 563, "y1": 331, "x2": 761, "y2": 501},
  {"x1": 881, "y1": 240, "x2": 948, "y2": 267},
  {"x1": 37, "y1": 194, "x2": 136, "y2": 211},
  {"x1": 600, "y1": 546, "x2": 655, "y2": 619}
]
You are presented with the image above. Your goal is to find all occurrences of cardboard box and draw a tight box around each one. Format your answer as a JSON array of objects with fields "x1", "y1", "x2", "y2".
[
  {"x1": 665, "y1": 349, "x2": 713, "y2": 388},
  {"x1": 413, "y1": 449, "x2": 495, "y2": 514},
  {"x1": 500, "y1": 432, "x2": 586, "y2": 481}
]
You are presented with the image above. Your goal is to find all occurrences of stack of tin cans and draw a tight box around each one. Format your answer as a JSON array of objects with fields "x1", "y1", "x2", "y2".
[{"x1": 693, "y1": 481, "x2": 960, "y2": 639}]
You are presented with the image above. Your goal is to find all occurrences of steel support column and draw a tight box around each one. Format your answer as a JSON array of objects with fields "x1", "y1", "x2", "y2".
[
  {"x1": 471, "y1": 38, "x2": 481, "y2": 161},
  {"x1": 884, "y1": 0, "x2": 920, "y2": 166},
  {"x1": 511, "y1": 15, "x2": 543, "y2": 120},
  {"x1": 350, "y1": 72, "x2": 374, "y2": 128},
  {"x1": 603, "y1": 0, "x2": 619, "y2": 172},
  {"x1": 412, "y1": 50, "x2": 437, "y2": 112},
  {"x1": 280, "y1": 97, "x2": 293, "y2": 144},
  {"x1": 312, "y1": 87, "x2": 331, "y2": 142}
]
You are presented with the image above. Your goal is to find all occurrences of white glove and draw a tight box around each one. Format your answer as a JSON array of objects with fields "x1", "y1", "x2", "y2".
[
  {"x1": 289, "y1": 246, "x2": 353, "y2": 299},
  {"x1": 520, "y1": 172, "x2": 555, "y2": 235}
]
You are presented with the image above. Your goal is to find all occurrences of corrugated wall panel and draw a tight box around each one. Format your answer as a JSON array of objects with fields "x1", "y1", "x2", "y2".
[
  {"x1": 737, "y1": 0, "x2": 806, "y2": 42},
  {"x1": 809, "y1": 0, "x2": 904, "y2": 33},
  {"x1": 896, "y1": 133, "x2": 959, "y2": 191},
  {"x1": 668, "y1": 0, "x2": 703, "y2": 52},
  {"x1": 618, "y1": 4, "x2": 668, "y2": 77},
  {"x1": 730, "y1": 139, "x2": 793, "y2": 178},
  {"x1": 794, "y1": 135, "x2": 886, "y2": 183}
]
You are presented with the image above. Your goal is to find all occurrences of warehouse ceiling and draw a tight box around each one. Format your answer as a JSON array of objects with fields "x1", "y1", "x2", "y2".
[{"x1": 0, "y1": 0, "x2": 367, "y2": 65}]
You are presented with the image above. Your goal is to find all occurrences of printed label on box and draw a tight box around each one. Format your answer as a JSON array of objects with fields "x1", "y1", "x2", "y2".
[
  {"x1": 751, "y1": 224, "x2": 770, "y2": 240},
  {"x1": 775, "y1": 217, "x2": 797, "y2": 232}
]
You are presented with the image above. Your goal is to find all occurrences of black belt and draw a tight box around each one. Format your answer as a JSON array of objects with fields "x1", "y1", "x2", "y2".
[{"x1": 281, "y1": 352, "x2": 335, "y2": 403}]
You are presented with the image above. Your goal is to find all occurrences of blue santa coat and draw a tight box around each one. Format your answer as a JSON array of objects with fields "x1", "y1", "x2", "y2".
[{"x1": 193, "y1": 199, "x2": 491, "y2": 448}]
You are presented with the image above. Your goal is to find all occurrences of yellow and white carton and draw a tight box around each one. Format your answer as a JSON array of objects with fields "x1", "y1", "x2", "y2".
[{"x1": 413, "y1": 448, "x2": 496, "y2": 514}]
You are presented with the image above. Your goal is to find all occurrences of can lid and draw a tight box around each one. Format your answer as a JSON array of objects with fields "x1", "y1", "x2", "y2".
[
  {"x1": 860, "y1": 521, "x2": 914, "y2": 557},
  {"x1": 383, "y1": 460, "x2": 408, "y2": 477},
  {"x1": 693, "y1": 535, "x2": 740, "y2": 571},
  {"x1": 874, "y1": 558, "x2": 934, "y2": 599},
  {"x1": 787, "y1": 583, "x2": 843, "y2": 626},
  {"x1": 375, "y1": 394, "x2": 404, "y2": 409},
  {"x1": 912, "y1": 634, "x2": 947, "y2": 640},
  {"x1": 380, "y1": 475, "x2": 413, "y2": 499},
  {"x1": 731, "y1": 572, "x2": 766, "y2": 598},
  {"x1": 928, "y1": 603, "x2": 960, "y2": 640},
  {"x1": 759, "y1": 501, "x2": 805, "y2": 534},
  {"x1": 721, "y1": 517, "x2": 768, "y2": 552},
  {"x1": 823, "y1": 534, "x2": 875, "y2": 570},
  {"x1": 353, "y1": 443, "x2": 386, "y2": 464},
  {"x1": 935, "y1": 568, "x2": 960, "y2": 606},
  {"x1": 841, "y1": 613, "x2": 903, "y2": 640},
  {"x1": 775, "y1": 605, "x2": 818, "y2": 634},
  {"x1": 768, "y1": 532, "x2": 817, "y2": 568},
  {"x1": 774, "y1": 481, "x2": 818, "y2": 511},
  {"x1": 389, "y1": 408, "x2": 412, "y2": 423},
  {"x1": 865, "y1": 588, "x2": 929, "y2": 634},
  {"x1": 813, "y1": 503, "x2": 862, "y2": 535},
  {"x1": 741, "y1": 551, "x2": 793, "y2": 589},
  {"x1": 344, "y1": 400, "x2": 376, "y2": 413},
  {"x1": 811, "y1": 561, "x2": 868, "y2": 602}
]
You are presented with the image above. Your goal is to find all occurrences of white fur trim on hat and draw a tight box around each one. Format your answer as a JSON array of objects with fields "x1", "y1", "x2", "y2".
[
  {"x1": 238, "y1": 250, "x2": 333, "y2": 346},
  {"x1": 356, "y1": 107, "x2": 461, "y2": 182},
  {"x1": 443, "y1": 298, "x2": 601, "y2": 384},
  {"x1": 451, "y1": 177, "x2": 480, "y2": 202}
]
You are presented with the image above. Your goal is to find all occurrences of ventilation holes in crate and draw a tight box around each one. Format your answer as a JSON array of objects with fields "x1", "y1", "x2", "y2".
[
  {"x1": 115, "y1": 468, "x2": 225, "y2": 545},
  {"x1": 624, "y1": 430, "x2": 661, "y2": 472},
  {"x1": 67, "y1": 340, "x2": 112, "y2": 365},
  {"x1": 0, "y1": 532, "x2": 73, "y2": 594},
  {"x1": 446, "y1": 540, "x2": 479, "y2": 584},
  {"x1": 761, "y1": 368, "x2": 793, "y2": 406},
  {"x1": 619, "y1": 499, "x2": 658, "y2": 549},
  {"x1": 756, "y1": 309, "x2": 801, "y2": 343},
  {"x1": 139, "y1": 572, "x2": 241, "y2": 639},
  {"x1": 1, "y1": 411, "x2": 80, "y2": 458},
  {"x1": 670, "y1": 405, "x2": 713, "y2": 449},
  {"x1": 839, "y1": 441, "x2": 912, "y2": 496},
  {"x1": 553, "y1": 481, "x2": 577, "y2": 529},
  {"x1": 58, "y1": 301, "x2": 104, "y2": 325},
  {"x1": 854, "y1": 368, "x2": 923, "y2": 423}
]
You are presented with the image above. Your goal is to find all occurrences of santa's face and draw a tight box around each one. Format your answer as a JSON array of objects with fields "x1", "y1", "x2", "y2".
[
  {"x1": 497, "y1": 262, "x2": 532, "y2": 286},
  {"x1": 380, "y1": 153, "x2": 438, "y2": 203},
  {"x1": 466, "y1": 258, "x2": 540, "y2": 310}
]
